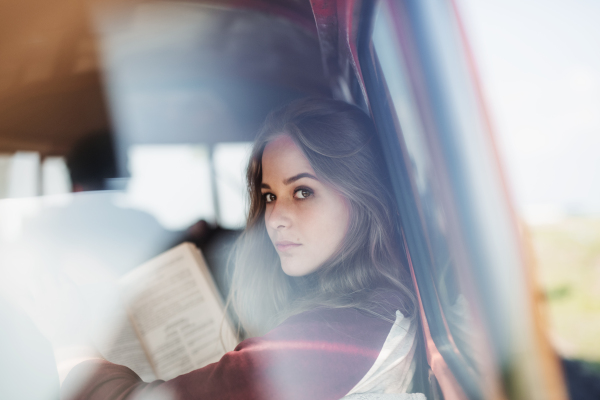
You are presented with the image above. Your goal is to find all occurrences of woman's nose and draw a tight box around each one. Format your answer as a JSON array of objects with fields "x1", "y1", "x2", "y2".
[{"x1": 266, "y1": 199, "x2": 292, "y2": 230}]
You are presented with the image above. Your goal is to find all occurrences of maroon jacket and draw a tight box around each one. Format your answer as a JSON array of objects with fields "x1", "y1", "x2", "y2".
[{"x1": 62, "y1": 306, "x2": 395, "y2": 400}]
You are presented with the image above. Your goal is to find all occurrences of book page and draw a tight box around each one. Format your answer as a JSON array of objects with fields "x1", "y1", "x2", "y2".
[
  {"x1": 119, "y1": 243, "x2": 236, "y2": 380},
  {"x1": 82, "y1": 283, "x2": 157, "y2": 382}
]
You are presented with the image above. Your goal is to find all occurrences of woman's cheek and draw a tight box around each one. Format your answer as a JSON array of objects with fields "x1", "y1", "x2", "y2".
[{"x1": 264, "y1": 206, "x2": 274, "y2": 236}]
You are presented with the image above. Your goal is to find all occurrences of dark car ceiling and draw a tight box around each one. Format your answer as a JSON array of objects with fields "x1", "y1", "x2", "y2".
[{"x1": 0, "y1": 0, "x2": 328, "y2": 156}]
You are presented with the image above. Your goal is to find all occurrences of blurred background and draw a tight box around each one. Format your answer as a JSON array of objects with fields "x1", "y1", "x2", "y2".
[
  {"x1": 0, "y1": 0, "x2": 599, "y2": 398},
  {"x1": 458, "y1": 0, "x2": 600, "y2": 370}
]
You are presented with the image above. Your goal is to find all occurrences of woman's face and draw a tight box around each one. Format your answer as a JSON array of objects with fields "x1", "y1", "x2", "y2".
[{"x1": 261, "y1": 135, "x2": 350, "y2": 277}]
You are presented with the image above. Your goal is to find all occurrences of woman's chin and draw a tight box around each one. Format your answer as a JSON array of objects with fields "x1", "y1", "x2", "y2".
[{"x1": 280, "y1": 260, "x2": 320, "y2": 277}]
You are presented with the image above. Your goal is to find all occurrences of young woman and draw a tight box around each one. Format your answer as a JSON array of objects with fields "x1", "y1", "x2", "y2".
[{"x1": 61, "y1": 98, "x2": 427, "y2": 400}]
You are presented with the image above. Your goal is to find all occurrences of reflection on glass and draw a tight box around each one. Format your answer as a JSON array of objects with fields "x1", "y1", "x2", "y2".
[{"x1": 372, "y1": 0, "x2": 481, "y2": 380}]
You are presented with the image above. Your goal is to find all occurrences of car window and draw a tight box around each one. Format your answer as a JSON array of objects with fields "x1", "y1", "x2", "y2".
[{"x1": 360, "y1": 1, "x2": 485, "y2": 398}]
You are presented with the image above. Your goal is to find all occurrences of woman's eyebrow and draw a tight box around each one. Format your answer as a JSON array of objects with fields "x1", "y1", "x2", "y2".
[
  {"x1": 260, "y1": 173, "x2": 317, "y2": 189},
  {"x1": 284, "y1": 173, "x2": 318, "y2": 185}
]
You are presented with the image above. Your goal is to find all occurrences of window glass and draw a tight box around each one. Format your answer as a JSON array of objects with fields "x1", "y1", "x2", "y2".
[
  {"x1": 460, "y1": 0, "x2": 600, "y2": 368},
  {"x1": 212, "y1": 142, "x2": 252, "y2": 229},
  {"x1": 372, "y1": 11, "x2": 430, "y2": 197},
  {"x1": 6, "y1": 152, "x2": 40, "y2": 198},
  {"x1": 0, "y1": 154, "x2": 10, "y2": 198},
  {"x1": 125, "y1": 144, "x2": 214, "y2": 230},
  {"x1": 41, "y1": 157, "x2": 71, "y2": 196},
  {"x1": 372, "y1": 0, "x2": 481, "y2": 379}
]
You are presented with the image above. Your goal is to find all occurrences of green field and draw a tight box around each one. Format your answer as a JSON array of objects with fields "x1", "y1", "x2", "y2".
[{"x1": 530, "y1": 217, "x2": 600, "y2": 363}]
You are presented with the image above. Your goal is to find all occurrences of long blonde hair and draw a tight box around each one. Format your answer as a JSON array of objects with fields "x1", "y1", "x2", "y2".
[{"x1": 228, "y1": 98, "x2": 416, "y2": 337}]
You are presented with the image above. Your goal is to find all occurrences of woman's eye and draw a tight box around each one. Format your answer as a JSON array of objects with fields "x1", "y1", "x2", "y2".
[
  {"x1": 264, "y1": 193, "x2": 276, "y2": 203},
  {"x1": 294, "y1": 188, "x2": 313, "y2": 199}
]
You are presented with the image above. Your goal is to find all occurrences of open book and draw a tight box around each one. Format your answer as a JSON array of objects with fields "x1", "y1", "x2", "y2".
[{"x1": 87, "y1": 243, "x2": 237, "y2": 381}]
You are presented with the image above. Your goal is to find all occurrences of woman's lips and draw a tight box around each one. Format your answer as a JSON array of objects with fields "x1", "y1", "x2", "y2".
[{"x1": 275, "y1": 241, "x2": 301, "y2": 252}]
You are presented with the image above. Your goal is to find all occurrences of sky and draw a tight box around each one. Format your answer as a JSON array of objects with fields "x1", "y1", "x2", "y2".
[{"x1": 457, "y1": 0, "x2": 600, "y2": 223}]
